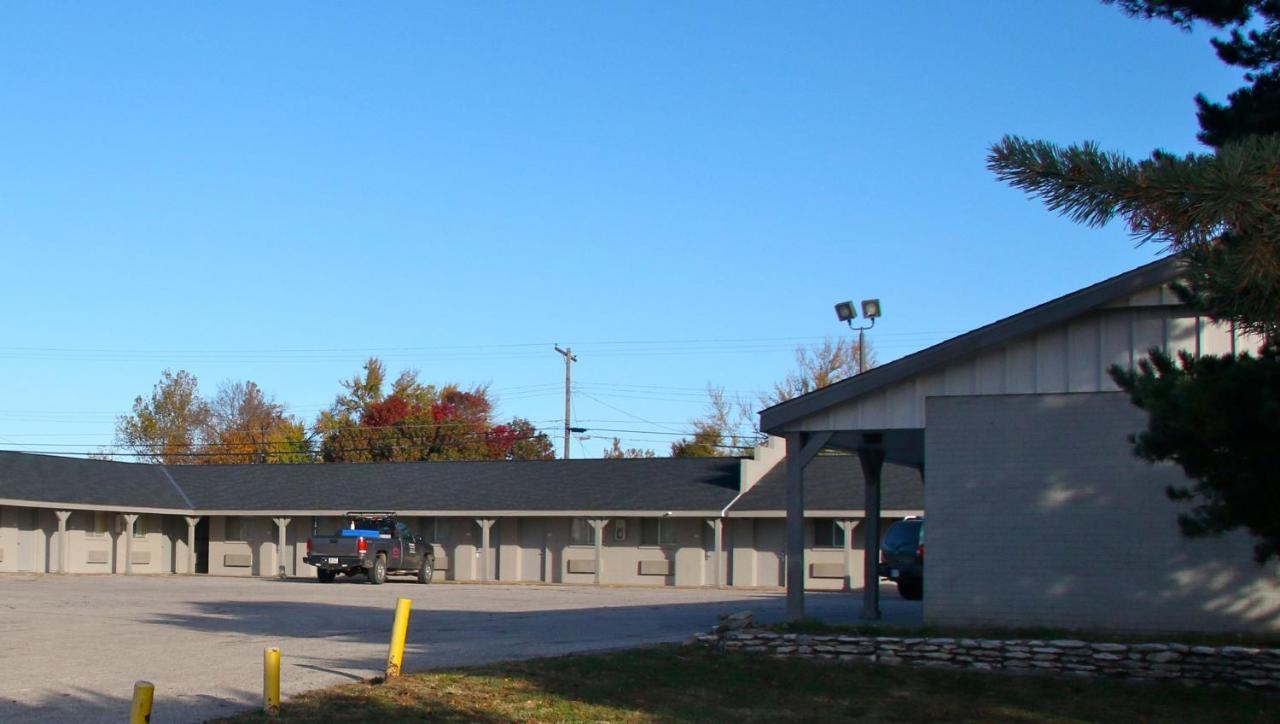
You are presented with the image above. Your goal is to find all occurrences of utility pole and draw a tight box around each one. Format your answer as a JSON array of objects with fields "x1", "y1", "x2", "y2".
[{"x1": 554, "y1": 345, "x2": 577, "y2": 460}]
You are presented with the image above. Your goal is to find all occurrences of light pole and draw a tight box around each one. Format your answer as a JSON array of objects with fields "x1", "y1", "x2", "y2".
[{"x1": 834, "y1": 298, "x2": 882, "y2": 373}]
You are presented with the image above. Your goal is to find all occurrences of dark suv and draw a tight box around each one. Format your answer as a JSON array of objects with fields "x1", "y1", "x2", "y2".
[{"x1": 878, "y1": 517, "x2": 923, "y2": 600}]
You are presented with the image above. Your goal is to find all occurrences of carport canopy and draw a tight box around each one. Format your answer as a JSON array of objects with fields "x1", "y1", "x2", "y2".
[{"x1": 758, "y1": 257, "x2": 1185, "y2": 620}]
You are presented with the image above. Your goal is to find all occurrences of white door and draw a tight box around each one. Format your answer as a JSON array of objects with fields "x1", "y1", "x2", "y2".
[
  {"x1": 519, "y1": 519, "x2": 546, "y2": 582},
  {"x1": 16, "y1": 508, "x2": 37, "y2": 572}
]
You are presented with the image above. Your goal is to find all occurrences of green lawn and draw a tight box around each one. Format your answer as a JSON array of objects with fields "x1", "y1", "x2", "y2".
[{"x1": 222, "y1": 644, "x2": 1275, "y2": 723}]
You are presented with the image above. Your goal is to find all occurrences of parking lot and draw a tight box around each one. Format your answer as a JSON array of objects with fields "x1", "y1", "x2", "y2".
[{"x1": 0, "y1": 574, "x2": 920, "y2": 723}]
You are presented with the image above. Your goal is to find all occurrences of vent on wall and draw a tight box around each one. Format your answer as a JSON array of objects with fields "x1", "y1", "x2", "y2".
[
  {"x1": 131, "y1": 552, "x2": 151, "y2": 565},
  {"x1": 567, "y1": 559, "x2": 596, "y2": 574},
  {"x1": 810, "y1": 563, "x2": 844, "y2": 579},
  {"x1": 224, "y1": 553, "x2": 252, "y2": 568},
  {"x1": 638, "y1": 559, "x2": 672, "y2": 576},
  {"x1": 86, "y1": 550, "x2": 109, "y2": 564}
]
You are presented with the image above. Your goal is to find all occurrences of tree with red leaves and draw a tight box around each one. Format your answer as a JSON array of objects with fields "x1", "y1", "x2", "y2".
[{"x1": 316, "y1": 357, "x2": 555, "y2": 462}]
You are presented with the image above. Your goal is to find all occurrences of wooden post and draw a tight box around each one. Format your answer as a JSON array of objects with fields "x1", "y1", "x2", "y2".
[
  {"x1": 859, "y1": 438, "x2": 885, "y2": 621},
  {"x1": 185, "y1": 516, "x2": 201, "y2": 574},
  {"x1": 273, "y1": 518, "x2": 292, "y2": 579},
  {"x1": 475, "y1": 519, "x2": 496, "y2": 581},
  {"x1": 785, "y1": 431, "x2": 833, "y2": 620},
  {"x1": 122, "y1": 514, "x2": 139, "y2": 575},
  {"x1": 589, "y1": 519, "x2": 608, "y2": 585},
  {"x1": 55, "y1": 511, "x2": 71, "y2": 574},
  {"x1": 838, "y1": 519, "x2": 859, "y2": 592}
]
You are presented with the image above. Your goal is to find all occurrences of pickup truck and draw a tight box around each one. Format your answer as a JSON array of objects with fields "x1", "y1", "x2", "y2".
[{"x1": 304, "y1": 513, "x2": 435, "y2": 584}]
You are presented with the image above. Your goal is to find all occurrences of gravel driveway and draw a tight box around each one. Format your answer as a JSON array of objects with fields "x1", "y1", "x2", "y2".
[{"x1": 0, "y1": 573, "x2": 920, "y2": 723}]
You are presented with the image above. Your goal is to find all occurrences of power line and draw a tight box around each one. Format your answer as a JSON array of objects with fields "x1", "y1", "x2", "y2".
[
  {"x1": 0, "y1": 331, "x2": 964, "y2": 356},
  {"x1": 573, "y1": 389, "x2": 687, "y2": 435}
]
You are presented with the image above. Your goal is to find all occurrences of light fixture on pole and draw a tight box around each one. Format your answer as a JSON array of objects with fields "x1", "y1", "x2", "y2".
[{"x1": 834, "y1": 298, "x2": 882, "y2": 373}]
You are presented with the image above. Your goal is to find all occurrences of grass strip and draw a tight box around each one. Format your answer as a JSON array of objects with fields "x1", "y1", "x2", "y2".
[{"x1": 222, "y1": 644, "x2": 1274, "y2": 723}]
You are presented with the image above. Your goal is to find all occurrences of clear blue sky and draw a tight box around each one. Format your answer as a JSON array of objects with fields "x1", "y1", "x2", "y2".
[{"x1": 0, "y1": 1, "x2": 1243, "y2": 458}]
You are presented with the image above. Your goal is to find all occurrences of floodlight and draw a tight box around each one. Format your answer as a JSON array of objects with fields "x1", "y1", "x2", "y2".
[
  {"x1": 861, "y1": 299, "x2": 881, "y2": 319},
  {"x1": 834, "y1": 301, "x2": 856, "y2": 322}
]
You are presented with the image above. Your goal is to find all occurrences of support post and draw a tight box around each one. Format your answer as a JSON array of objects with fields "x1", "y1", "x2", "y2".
[
  {"x1": 785, "y1": 431, "x2": 833, "y2": 620},
  {"x1": 589, "y1": 519, "x2": 608, "y2": 585},
  {"x1": 273, "y1": 518, "x2": 292, "y2": 579},
  {"x1": 838, "y1": 519, "x2": 859, "y2": 592},
  {"x1": 55, "y1": 510, "x2": 71, "y2": 574},
  {"x1": 185, "y1": 516, "x2": 201, "y2": 574},
  {"x1": 122, "y1": 513, "x2": 139, "y2": 575},
  {"x1": 476, "y1": 519, "x2": 495, "y2": 581},
  {"x1": 859, "y1": 436, "x2": 886, "y2": 621}
]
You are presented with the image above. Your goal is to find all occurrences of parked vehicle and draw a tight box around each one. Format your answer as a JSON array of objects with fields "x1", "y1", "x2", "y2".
[
  {"x1": 304, "y1": 512, "x2": 434, "y2": 584},
  {"x1": 878, "y1": 517, "x2": 923, "y2": 600}
]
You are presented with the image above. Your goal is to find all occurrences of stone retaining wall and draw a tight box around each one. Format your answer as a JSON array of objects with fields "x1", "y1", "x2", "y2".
[{"x1": 694, "y1": 618, "x2": 1280, "y2": 690}]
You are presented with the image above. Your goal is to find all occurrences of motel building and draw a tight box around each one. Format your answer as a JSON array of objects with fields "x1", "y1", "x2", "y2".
[
  {"x1": 0, "y1": 441, "x2": 922, "y2": 590},
  {"x1": 4, "y1": 256, "x2": 1279, "y2": 634}
]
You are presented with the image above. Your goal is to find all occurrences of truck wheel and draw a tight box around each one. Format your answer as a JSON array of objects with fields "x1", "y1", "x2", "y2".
[
  {"x1": 897, "y1": 578, "x2": 923, "y2": 601},
  {"x1": 370, "y1": 554, "x2": 387, "y2": 585},
  {"x1": 317, "y1": 569, "x2": 336, "y2": 583},
  {"x1": 417, "y1": 557, "x2": 434, "y2": 584}
]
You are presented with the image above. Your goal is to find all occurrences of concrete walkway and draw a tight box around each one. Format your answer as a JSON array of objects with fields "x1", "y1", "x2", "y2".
[{"x1": 0, "y1": 574, "x2": 920, "y2": 723}]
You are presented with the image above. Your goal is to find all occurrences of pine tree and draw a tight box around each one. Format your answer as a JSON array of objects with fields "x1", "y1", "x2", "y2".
[{"x1": 986, "y1": 0, "x2": 1280, "y2": 562}]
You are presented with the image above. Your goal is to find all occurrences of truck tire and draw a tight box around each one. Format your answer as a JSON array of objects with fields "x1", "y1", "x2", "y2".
[
  {"x1": 897, "y1": 578, "x2": 923, "y2": 601},
  {"x1": 370, "y1": 554, "x2": 387, "y2": 585},
  {"x1": 417, "y1": 557, "x2": 434, "y2": 584},
  {"x1": 317, "y1": 569, "x2": 336, "y2": 583}
]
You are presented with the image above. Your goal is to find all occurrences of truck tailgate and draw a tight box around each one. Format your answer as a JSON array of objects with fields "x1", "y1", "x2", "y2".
[{"x1": 309, "y1": 537, "x2": 359, "y2": 557}]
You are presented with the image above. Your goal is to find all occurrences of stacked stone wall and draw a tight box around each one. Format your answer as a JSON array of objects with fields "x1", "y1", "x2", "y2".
[{"x1": 694, "y1": 623, "x2": 1280, "y2": 690}]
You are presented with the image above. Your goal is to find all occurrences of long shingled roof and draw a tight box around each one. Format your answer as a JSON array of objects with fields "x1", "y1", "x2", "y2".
[
  {"x1": 730, "y1": 455, "x2": 923, "y2": 513},
  {"x1": 0, "y1": 451, "x2": 742, "y2": 513}
]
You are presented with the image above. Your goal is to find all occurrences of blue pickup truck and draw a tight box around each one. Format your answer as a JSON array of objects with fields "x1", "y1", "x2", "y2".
[{"x1": 304, "y1": 512, "x2": 435, "y2": 584}]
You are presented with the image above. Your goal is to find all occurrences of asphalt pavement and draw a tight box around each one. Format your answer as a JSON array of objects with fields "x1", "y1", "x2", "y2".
[{"x1": 0, "y1": 573, "x2": 920, "y2": 723}]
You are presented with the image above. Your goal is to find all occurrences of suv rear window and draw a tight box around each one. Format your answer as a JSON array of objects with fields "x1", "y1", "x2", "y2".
[{"x1": 883, "y1": 520, "x2": 922, "y2": 552}]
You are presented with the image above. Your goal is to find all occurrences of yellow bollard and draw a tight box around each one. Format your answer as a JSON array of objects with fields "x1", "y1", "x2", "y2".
[
  {"x1": 385, "y1": 597, "x2": 413, "y2": 679},
  {"x1": 263, "y1": 647, "x2": 281, "y2": 716},
  {"x1": 129, "y1": 680, "x2": 154, "y2": 724}
]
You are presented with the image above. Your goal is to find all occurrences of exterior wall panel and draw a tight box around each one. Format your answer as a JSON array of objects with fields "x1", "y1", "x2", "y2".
[{"x1": 925, "y1": 392, "x2": 1280, "y2": 633}]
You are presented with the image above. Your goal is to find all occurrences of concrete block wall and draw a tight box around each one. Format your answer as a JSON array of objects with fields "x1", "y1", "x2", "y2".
[{"x1": 925, "y1": 392, "x2": 1280, "y2": 633}]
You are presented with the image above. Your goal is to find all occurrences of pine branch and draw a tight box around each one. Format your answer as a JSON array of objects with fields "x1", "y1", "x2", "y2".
[{"x1": 988, "y1": 135, "x2": 1280, "y2": 247}]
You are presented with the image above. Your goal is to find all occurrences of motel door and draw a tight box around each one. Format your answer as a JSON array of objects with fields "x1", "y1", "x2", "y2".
[
  {"x1": 519, "y1": 519, "x2": 546, "y2": 582},
  {"x1": 16, "y1": 507, "x2": 37, "y2": 572}
]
